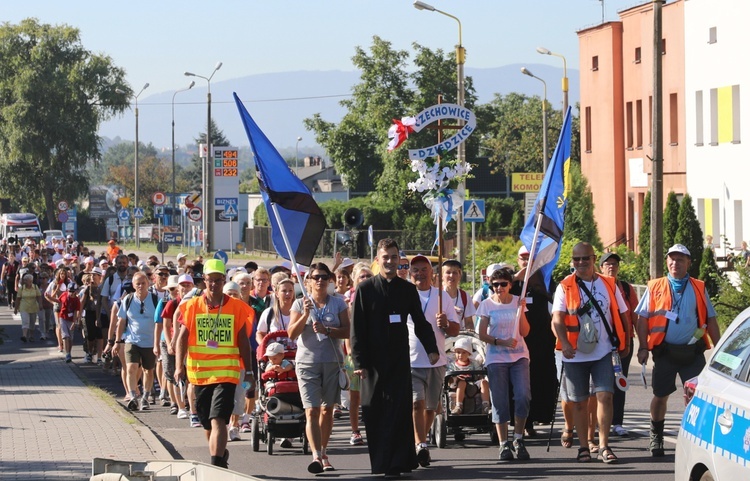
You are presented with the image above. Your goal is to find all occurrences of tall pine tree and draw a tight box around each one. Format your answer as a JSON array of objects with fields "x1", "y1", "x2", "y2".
[
  {"x1": 674, "y1": 193, "x2": 704, "y2": 278},
  {"x1": 564, "y1": 161, "x2": 603, "y2": 250},
  {"x1": 636, "y1": 191, "x2": 651, "y2": 283},
  {"x1": 663, "y1": 191, "x2": 680, "y2": 253}
]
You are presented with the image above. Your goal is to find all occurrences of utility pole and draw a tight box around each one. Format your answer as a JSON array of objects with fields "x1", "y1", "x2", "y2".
[{"x1": 649, "y1": 0, "x2": 664, "y2": 278}]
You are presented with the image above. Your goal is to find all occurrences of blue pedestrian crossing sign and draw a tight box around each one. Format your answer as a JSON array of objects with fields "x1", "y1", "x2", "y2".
[
  {"x1": 133, "y1": 207, "x2": 145, "y2": 219},
  {"x1": 223, "y1": 203, "x2": 238, "y2": 219},
  {"x1": 463, "y1": 199, "x2": 485, "y2": 222},
  {"x1": 214, "y1": 249, "x2": 228, "y2": 264},
  {"x1": 118, "y1": 209, "x2": 130, "y2": 221}
]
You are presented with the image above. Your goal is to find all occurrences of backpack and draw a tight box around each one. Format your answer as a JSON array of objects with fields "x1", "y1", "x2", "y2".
[
  {"x1": 59, "y1": 290, "x2": 81, "y2": 322},
  {"x1": 123, "y1": 292, "x2": 159, "y2": 314}
]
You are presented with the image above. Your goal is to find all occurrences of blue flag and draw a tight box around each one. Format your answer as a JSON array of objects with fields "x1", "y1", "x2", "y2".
[
  {"x1": 520, "y1": 106, "x2": 572, "y2": 290},
  {"x1": 234, "y1": 93, "x2": 326, "y2": 267}
]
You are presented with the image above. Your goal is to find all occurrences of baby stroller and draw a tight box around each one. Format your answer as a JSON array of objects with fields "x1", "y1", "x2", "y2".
[
  {"x1": 431, "y1": 330, "x2": 497, "y2": 448},
  {"x1": 251, "y1": 330, "x2": 309, "y2": 455}
]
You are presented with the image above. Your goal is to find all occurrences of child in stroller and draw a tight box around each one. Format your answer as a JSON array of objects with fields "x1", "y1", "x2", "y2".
[
  {"x1": 253, "y1": 330, "x2": 308, "y2": 455},
  {"x1": 449, "y1": 337, "x2": 490, "y2": 415}
]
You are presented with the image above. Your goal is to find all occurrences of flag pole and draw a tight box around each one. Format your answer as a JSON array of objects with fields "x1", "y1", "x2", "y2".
[
  {"x1": 270, "y1": 202, "x2": 309, "y2": 299},
  {"x1": 513, "y1": 199, "x2": 546, "y2": 338}
]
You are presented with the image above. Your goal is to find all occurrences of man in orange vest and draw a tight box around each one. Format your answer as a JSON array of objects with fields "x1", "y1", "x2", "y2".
[
  {"x1": 635, "y1": 244, "x2": 720, "y2": 457},
  {"x1": 175, "y1": 259, "x2": 254, "y2": 469},
  {"x1": 551, "y1": 242, "x2": 630, "y2": 464}
]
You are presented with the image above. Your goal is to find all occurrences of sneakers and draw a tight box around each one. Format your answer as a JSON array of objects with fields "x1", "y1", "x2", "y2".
[
  {"x1": 228, "y1": 426, "x2": 241, "y2": 441},
  {"x1": 321, "y1": 456, "x2": 335, "y2": 472},
  {"x1": 84, "y1": 353, "x2": 92, "y2": 363},
  {"x1": 280, "y1": 438, "x2": 293, "y2": 449},
  {"x1": 169, "y1": 404, "x2": 179, "y2": 415},
  {"x1": 482, "y1": 402, "x2": 491, "y2": 415},
  {"x1": 612, "y1": 425, "x2": 629, "y2": 437},
  {"x1": 127, "y1": 398, "x2": 139, "y2": 411},
  {"x1": 96, "y1": 358, "x2": 103, "y2": 366},
  {"x1": 190, "y1": 414, "x2": 202, "y2": 428},
  {"x1": 65, "y1": 353, "x2": 72, "y2": 363},
  {"x1": 350, "y1": 431, "x2": 364, "y2": 445},
  {"x1": 139, "y1": 396, "x2": 150, "y2": 411},
  {"x1": 513, "y1": 438, "x2": 530, "y2": 460},
  {"x1": 240, "y1": 422, "x2": 251, "y2": 433},
  {"x1": 649, "y1": 432, "x2": 665, "y2": 457},
  {"x1": 161, "y1": 397, "x2": 171, "y2": 407},
  {"x1": 177, "y1": 408, "x2": 189, "y2": 419},
  {"x1": 499, "y1": 441, "x2": 514, "y2": 461},
  {"x1": 333, "y1": 406, "x2": 342, "y2": 419},
  {"x1": 450, "y1": 403, "x2": 463, "y2": 415},
  {"x1": 149, "y1": 392, "x2": 157, "y2": 405},
  {"x1": 416, "y1": 444, "x2": 430, "y2": 467}
]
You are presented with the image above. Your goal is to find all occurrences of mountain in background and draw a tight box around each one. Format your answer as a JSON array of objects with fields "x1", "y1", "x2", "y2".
[{"x1": 99, "y1": 64, "x2": 579, "y2": 155}]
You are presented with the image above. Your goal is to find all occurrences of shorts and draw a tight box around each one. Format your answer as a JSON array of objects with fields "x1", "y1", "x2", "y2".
[
  {"x1": 160, "y1": 340, "x2": 176, "y2": 384},
  {"x1": 124, "y1": 343, "x2": 157, "y2": 370},
  {"x1": 296, "y1": 361, "x2": 340, "y2": 409},
  {"x1": 487, "y1": 358, "x2": 531, "y2": 424},
  {"x1": 85, "y1": 316, "x2": 103, "y2": 341},
  {"x1": 60, "y1": 319, "x2": 75, "y2": 339},
  {"x1": 561, "y1": 354, "x2": 614, "y2": 402},
  {"x1": 651, "y1": 347, "x2": 706, "y2": 398},
  {"x1": 411, "y1": 365, "x2": 447, "y2": 411},
  {"x1": 344, "y1": 354, "x2": 360, "y2": 392},
  {"x1": 195, "y1": 382, "x2": 236, "y2": 430}
]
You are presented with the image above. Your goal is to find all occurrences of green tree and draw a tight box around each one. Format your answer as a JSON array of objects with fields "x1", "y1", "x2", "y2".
[
  {"x1": 0, "y1": 18, "x2": 128, "y2": 226},
  {"x1": 663, "y1": 191, "x2": 680, "y2": 252},
  {"x1": 674, "y1": 193, "x2": 704, "y2": 277},
  {"x1": 564, "y1": 161, "x2": 602, "y2": 250},
  {"x1": 699, "y1": 247, "x2": 720, "y2": 298},
  {"x1": 635, "y1": 191, "x2": 651, "y2": 283}
]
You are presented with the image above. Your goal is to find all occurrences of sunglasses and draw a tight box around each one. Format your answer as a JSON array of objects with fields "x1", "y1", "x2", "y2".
[
  {"x1": 492, "y1": 281, "x2": 510, "y2": 288},
  {"x1": 140, "y1": 301, "x2": 145, "y2": 315},
  {"x1": 310, "y1": 274, "x2": 330, "y2": 281},
  {"x1": 157, "y1": 273, "x2": 169, "y2": 277},
  {"x1": 398, "y1": 264, "x2": 409, "y2": 270},
  {"x1": 572, "y1": 255, "x2": 594, "y2": 262}
]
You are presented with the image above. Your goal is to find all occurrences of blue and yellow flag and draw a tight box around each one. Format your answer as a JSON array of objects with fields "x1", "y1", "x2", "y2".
[
  {"x1": 234, "y1": 93, "x2": 326, "y2": 267},
  {"x1": 520, "y1": 106, "x2": 572, "y2": 290}
]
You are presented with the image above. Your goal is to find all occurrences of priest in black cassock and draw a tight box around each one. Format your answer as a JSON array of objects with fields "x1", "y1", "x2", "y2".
[{"x1": 351, "y1": 238, "x2": 439, "y2": 478}]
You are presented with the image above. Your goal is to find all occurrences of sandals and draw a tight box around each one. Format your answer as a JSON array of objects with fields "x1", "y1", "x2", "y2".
[
  {"x1": 588, "y1": 439, "x2": 599, "y2": 454},
  {"x1": 307, "y1": 458, "x2": 324, "y2": 474},
  {"x1": 598, "y1": 446, "x2": 618, "y2": 464},
  {"x1": 561, "y1": 429, "x2": 574, "y2": 449},
  {"x1": 576, "y1": 447, "x2": 591, "y2": 463}
]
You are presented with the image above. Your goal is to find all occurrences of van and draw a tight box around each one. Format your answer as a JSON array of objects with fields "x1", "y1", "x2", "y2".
[{"x1": 0, "y1": 213, "x2": 43, "y2": 243}]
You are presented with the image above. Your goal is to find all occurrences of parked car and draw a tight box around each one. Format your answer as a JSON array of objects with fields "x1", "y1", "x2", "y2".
[
  {"x1": 43, "y1": 229, "x2": 64, "y2": 244},
  {"x1": 675, "y1": 306, "x2": 750, "y2": 481}
]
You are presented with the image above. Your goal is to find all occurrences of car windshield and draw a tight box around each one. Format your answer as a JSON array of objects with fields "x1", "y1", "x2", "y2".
[{"x1": 710, "y1": 316, "x2": 750, "y2": 382}]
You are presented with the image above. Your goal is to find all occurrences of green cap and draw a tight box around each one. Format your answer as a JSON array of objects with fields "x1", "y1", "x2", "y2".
[{"x1": 204, "y1": 259, "x2": 226, "y2": 276}]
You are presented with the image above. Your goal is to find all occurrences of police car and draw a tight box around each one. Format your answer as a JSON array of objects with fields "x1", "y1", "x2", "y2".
[{"x1": 675, "y1": 306, "x2": 750, "y2": 481}]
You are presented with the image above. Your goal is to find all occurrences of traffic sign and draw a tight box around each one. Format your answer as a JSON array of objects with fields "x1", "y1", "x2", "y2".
[
  {"x1": 214, "y1": 250, "x2": 228, "y2": 264},
  {"x1": 463, "y1": 199, "x2": 486, "y2": 222},
  {"x1": 187, "y1": 207, "x2": 203, "y2": 221},
  {"x1": 223, "y1": 203, "x2": 238, "y2": 219},
  {"x1": 185, "y1": 191, "x2": 201, "y2": 209},
  {"x1": 118, "y1": 209, "x2": 130, "y2": 221},
  {"x1": 119, "y1": 196, "x2": 131, "y2": 208},
  {"x1": 133, "y1": 207, "x2": 145, "y2": 219},
  {"x1": 156, "y1": 241, "x2": 169, "y2": 254},
  {"x1": 57, "y1": 211, "x2": 69, "y2": 223},
  {"x1": 154, "y1": 206, "x2": 164, "y2": 218},
  {"x1": 57, "y1": 200, "x2": 69, "y2": 212},
  {"x1": 152, "y1": 191, "x2": 167, "y2": 206}
]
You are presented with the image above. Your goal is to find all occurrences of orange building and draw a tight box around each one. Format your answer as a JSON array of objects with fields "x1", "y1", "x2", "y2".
[{"x1": 578, "y1": 0, "x2": 686, "y2": 251}]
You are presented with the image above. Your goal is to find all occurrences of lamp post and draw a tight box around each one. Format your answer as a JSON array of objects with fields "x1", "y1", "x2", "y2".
[
  {"x1": 536, "y1": 47, "x2": 568, "y2": 114},
  {"x1": 185, "y1": 61, "x2": 222, "y2": 253},
  {"x1": 413, "y1": 0, "x2": 467, "y2": 267},
  {"x1": 295, "y1": 136, "x2": 302, "y2": 175},
  {"x1": 521, "y1": 67, "x2": 548, "y2": 172},
  {"x1": 116, "y1": 83, "x2": 149, "y2": 247},
  {"x1": 171, "y1": 81, "x2": 195, "y2": 228}
]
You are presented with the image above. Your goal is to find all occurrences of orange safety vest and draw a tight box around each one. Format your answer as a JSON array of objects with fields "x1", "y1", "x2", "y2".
[
  {"x1": 556, "y1": 274, "x2": 627, "y2": 351},
  {"x1": 645, "y1": 277, "x2": 709, "y2": 350},
  {"x1": 182, "y1": 294, "x2": 254, "y2": 385}
]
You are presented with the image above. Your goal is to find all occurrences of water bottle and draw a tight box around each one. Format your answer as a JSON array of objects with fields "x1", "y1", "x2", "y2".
[
  {"x1": 612, "y1": 352, "x2": 629, "y2": 392},
  {"x1": 688, "y1": 326, "x2": 705, "y2": 345}
]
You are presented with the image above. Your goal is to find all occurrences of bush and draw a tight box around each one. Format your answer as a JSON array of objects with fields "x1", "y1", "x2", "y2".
[{"x1": 713, "y1": 269, "x2": 750, "y2": 333}]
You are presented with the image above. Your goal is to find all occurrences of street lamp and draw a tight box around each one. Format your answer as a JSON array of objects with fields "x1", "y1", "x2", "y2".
[
  {"x1": 536, "y1": 47, "x2": 568, "y2": 114},
  {"x1": 413, "y1": 0, "x2": 467, "y2": 267},
  {"x1": 295, "y1": 136, "x2": 302, "y2": 175},
  {"x1": 116, "y1": 82, "x2": 149, "y2": 247},
  {"x1": 185, "y1": 61, "x2": 222, "y2": 253},
  {"x1": 521, "y1": 67, "x2": 549, "y2": 172},
  {"x1": 171, "y1": 81, "x2": 195, "y2": 228}
]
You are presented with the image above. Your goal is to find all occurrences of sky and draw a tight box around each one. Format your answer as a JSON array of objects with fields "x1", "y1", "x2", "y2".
[{"x1": 5, "y1": 0, "x2": 643, "y2": 148}]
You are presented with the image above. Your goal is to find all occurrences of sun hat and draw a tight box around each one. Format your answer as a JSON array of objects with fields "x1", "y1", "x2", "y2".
[{"x1": 265, "y1": 342, "x2": 285, "y2": 357}]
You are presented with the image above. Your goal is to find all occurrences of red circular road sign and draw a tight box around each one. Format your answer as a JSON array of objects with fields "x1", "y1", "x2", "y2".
[
  {"x1": 152, "y1": 191, "x2": 167, "y2": 206},
  {"x1": 57, "y1": 200, "x2": 69, "y2": 212},
  {"x1": 187, "y1": 207, "x2": 203, "y2": 221}
]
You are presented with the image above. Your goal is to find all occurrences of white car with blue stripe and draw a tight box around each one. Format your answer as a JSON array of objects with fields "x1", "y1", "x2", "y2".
[{"x1": 676, "y1": 306, "x2": 750, "y2": 481}]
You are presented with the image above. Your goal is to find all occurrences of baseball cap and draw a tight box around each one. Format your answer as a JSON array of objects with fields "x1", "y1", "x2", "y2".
[
  {"x1": 178, "y1": 274, "x2": 194, "y2": 285},
  {"x1": 666, "y1": 244, "x2": 691, "y2": 258},
  {"x1": 91, "y1": 267, "x2": 103, "y2": 276},
  {"x1": 599, "y1": 252, "x2": 622, "y2": 266},
  {"x1": 84, "y1": 256, "x2": 95, "y2": 264},
  {"x1": 176, "y1": 253, "x2": 187, "y2": 261},
  {"x1": 155, "y1": 264, "x2": 169, "y2": 272},
  {"x1": 518, "y1": 245, "x2": 530, "y2": 257},
  {"x1": 454, "y1": 337, "x2": 473, "y2": 353},
  {"x1": 486, "y1": 263, "x2": 511, "y2": 278},
  {"x1": 204, "y1": 259, "x2": 225, "y2": 276},
  {"x1": 99, "y1": 259, "x2": 109, "y2": 267},
  {"x1": 410, "y1": 254, "x2": 430, "y2": 267},
  {"x1": 265, "y1": 342, "x2": 285, "y2": 357},
  {"x1": 340, "y1": 257, "x2": 355, "y2": 268},
  {"x1": 166, "y1": 275, "x2": 180, "y2": 289}
]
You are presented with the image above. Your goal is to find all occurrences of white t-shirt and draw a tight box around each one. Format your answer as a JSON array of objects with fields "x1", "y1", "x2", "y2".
[
  {"x1": 407, "y1": 286, "x2": 459, "y2": 368},
  {"x1": 552, "y1": 276, "x2": 628, "y2": 363},
  {"x1": 446, "y1": 288, "x2": 477, "y2": 330},
  {"x1": 477, "y1": 295, "x2": 529, "y2": 364},
  {"x1": 256, "y1": 307, "x2": 291, "y2": 336}
]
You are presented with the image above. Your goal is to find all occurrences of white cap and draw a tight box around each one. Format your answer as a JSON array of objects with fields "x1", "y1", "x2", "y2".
[
  {"x1": 63, "y1": 253, "x2": 72, "y2": 260},
  {"x1": 99, "y1": 259, "x2": 109, "y2": 266},
  {"x1": 166, "y1": 275, "x2": 180, "y2": 289},
  {"x1": 91, "y1": 267, "x2": 103, "y2": 276},
  {"x1": 178, "y1": 274, "x2": 194, "y2": 285},
  {"x1": 486, "y1": 263, "x2": 511, "y2": 278},
  {"x1": 84, "y1": 256, "x2": 95, "y2": 264},
  {"x1": 454, "y1": 337, "x2": 473, "y2": 353},
  {"x1": 264, "y1": 342, "x2": 285, "y2": 357},
  {"x1": 518, "y1": 245, "x2": 530, "y2": 256},
  {"x1": 176, "y1": 253, "x2": 187, "y2": 261},
  {"x1": 340, "y1": 257, "x2": 355, "y2": 268},
  {"x1": 666, "y1": 244, "x2": 691, "y2": 258}
]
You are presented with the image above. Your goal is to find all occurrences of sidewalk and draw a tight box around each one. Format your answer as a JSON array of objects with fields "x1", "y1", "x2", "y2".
[{"x1": 0, "y1": 311, "x2": 172, "y2": 481}]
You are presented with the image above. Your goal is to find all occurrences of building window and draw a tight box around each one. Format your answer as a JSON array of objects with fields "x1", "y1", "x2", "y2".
[
  {"x1": 648, "y1": 96, "x2": 653, "y2": 146},
  {"x1": 695, "y1": 90, "x2": 704, "y2": 146},
  {"x1": 626, "y1": 101, "x2": 634, "y2": 149},
  {"x1": 634, "y1": 47, "x2": 641, "y2": 64},
  {"x1": 662, "y1": 38, "x2": 667, "y2": 55},
  {"x1": 670, "y1": 93, "x2": 678, "y2": 145},
  {"x1": 636, "y1": 100, "x2": 643, "y2": 148},
  {"x1": 709, "y1": 26, "x2": 717, "y2": 44},
  {"x1": 585, "y1": 106, "x2": 592, "y2": 153},
  {"x1": 592, "y1": 56, "x2": 599, "y2": 71}
]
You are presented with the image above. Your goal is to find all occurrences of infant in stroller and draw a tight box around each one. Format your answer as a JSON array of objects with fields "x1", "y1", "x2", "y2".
[{"x1": 448, "y1": 337, "x2": 490, "y2": 415}]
